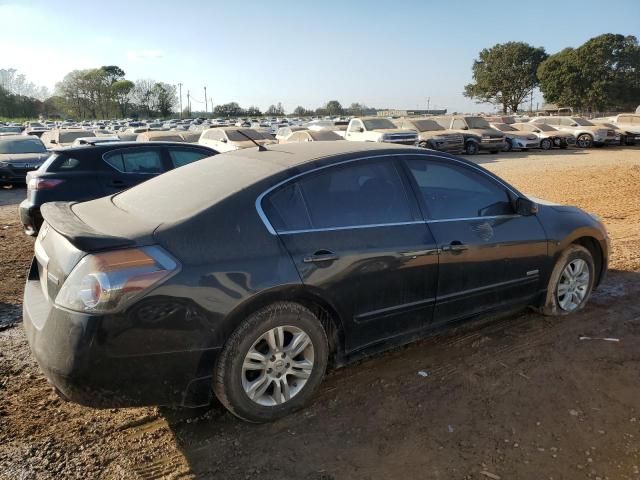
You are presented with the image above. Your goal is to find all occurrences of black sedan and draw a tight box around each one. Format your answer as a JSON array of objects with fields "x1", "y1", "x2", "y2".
[
  {"x1": 0, "y1": 135, "x2": 49, "y2": 186},
  {"x1": 18, "y1": 141, "x2": 217, "y2": 235},
  {"x1": 23, "y1": 142, "x2": 609, "y2": 422}
]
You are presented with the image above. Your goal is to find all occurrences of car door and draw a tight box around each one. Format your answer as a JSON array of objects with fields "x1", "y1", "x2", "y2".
[
  {"x1": 345, "y1": 119, "x2": 364, "y2": 141},
  {"x1": 100, "y1": 146, "x2": 166, "y2": 194},
  {"x1": 402, "y1": 156, "x2": 548, "y2": 325},
  {"x1": 261, "y1": 156, "x2": 439, "y2": 352}
]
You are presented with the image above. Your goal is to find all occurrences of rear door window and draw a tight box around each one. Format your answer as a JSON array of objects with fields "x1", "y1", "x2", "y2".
[
  {"x1": 104, "y1": 148, "x2": 164, "y2": 174},
  {"x1": 167, "y1": 148, "x2": 211, "y2": 168},
  {"x1": 297, "y1": 160, "x2": 413, "y2": 229}
]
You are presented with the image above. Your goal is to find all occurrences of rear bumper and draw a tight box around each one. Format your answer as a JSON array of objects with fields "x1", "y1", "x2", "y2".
[
  {"x1": 19, "y1": 199, "x2": 42, "y2": 236},
  {"x1": 22, "y1": 261, "x2": 219, "y2": 408}
]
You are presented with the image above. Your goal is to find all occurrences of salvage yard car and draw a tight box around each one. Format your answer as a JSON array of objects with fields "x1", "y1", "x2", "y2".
[
  {"x1": 393, "y1": 118, "x2": 464, "y2": 153},
  {"x1": 280, "y1": 129, "x2": 344, "y2": 143},
  {"x1": 432, "y1": 116, "x2": 506, "y2": 154},
  {"x1": 345, "y1": 117, "x2": 418, "y2": 145},
  {"x1": 511, "y1": 123, "x2": 575, "y2": 149},
  {"x1": 19, "y1": 142, "x2": 217, "y2": 235},
  {"x1": 40, "y1": 129, "x2": 96, "y2": 149},
  {"x1": 199, "y1": 127, "x2": 277, "y2": 152},
  {"x1": 530, "y1": 117, "x2": 618, "y2": 148},
  {"x1": 0, "y1": 135, "x2": 49, "y2": 186},
  {"x1": 23, "y1": 142, "x2": 609, "y2": 423},
  {"x1": 489, "y1": 123, "x2": 540, "y2": 151}
]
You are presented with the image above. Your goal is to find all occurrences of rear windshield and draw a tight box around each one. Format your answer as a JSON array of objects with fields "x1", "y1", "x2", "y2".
[
  {"x1": 60, "y1": 131, "x2": 94, "y2": 143},
  {"x1": 0, "y1": 138, "x2": 47, "y2": 154},
  {"x1": 572, "y1": 118, "x2": 594, "y2": 126},
  {"x1": 466, "y1": 117, "x2": 491, "y2": 129},
  {"x1": 226, "y1": 129, "x2": 264, "y2": 141}
]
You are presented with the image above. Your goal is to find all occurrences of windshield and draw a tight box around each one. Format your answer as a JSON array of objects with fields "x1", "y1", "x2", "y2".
[
  {"x1": 362, "y1": 119, "x2": 396, "y2": 130},
  {"x1": 573, "y1": 118, "x2": 594, "y2": 126},
  {"x1": 495, "y1": 124, "x2": 517, "y2": 132},
  {"x1": 411, "y1": 120, "x2": 444, "y2": 132},
  {"x1": 226, "y1": 129, "x2": 265, "y2": 141},
  {"x1": 0, "y1": 138, "x2": 46, "y2": 154},
  {"x1": 466, "y1": 117, "x2": 491, "y2": 129}
]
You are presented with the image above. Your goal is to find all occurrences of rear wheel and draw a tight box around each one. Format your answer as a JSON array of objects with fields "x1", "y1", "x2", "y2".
[
  {"x1": 540, "y1": 138, "x2": 552, "y2": 150},
  {"x1": 539, "y1": 245, "x2": 595, "y2": 316},
  {"x1": 214, "y1": 302, "x2": 329, "y2": 422},
  {"x1": 502, "y1": 139, "x2": 513, "y2": 152}
]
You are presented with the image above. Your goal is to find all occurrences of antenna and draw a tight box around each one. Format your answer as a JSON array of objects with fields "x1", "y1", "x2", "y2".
[{"x1": 235, "y1": 129, "x2": 267, "y2": 151}]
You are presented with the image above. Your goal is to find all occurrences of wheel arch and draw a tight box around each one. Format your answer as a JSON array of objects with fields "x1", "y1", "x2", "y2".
[
  {"x1": 221, "y1": 285, "x2": 346, "y2": 365},
  {"x1": 570, "y1": 235, "x2": 605, "y2": 287}
]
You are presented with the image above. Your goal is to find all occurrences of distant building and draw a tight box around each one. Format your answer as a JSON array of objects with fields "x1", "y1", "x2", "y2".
[{"x1": 377, "y1": 109, "x2": 447, "y2": 117}]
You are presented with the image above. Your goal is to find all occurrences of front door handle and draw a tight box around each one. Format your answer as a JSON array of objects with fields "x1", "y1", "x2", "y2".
[
  {"x1": 441, "y1": 242, "x2": 469, "y2": 253},
  {"x1": 303, "y1": 251, "x2": 339, "y2": 263},
  {"x1": 111, "y1": 179, "x2": 126, "y2": 187}
]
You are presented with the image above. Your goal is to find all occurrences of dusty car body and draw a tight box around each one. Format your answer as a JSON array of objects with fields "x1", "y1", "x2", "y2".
[
  {"x1": 23, "y1": 142, "x2": 608, "y2": 423},
  {"x1": 137, "y1": 131, "x2": 186, "y2": 143},
  {"x1": 431, "y1": 116, "x2": 506, "y2": 154},
  {"x1": 40, "y1": 129, "x2": 96, "y2": 149},
  {"x1": 394, "y1": 118, "x2": 465, "y2": 153},
  {"x1": 199, "y1": 127, "x2": 277, "y2": 152},
  {"x1": 490, "y1": 123, "x2": 540, "y2": 151},
  {"x1": 530, "y1": 117, "x2": 618, "y2": 148},
  {"x1": 511, "y1": 123, "x2": 575, "y2": 149},
  {"x1": 345, "y1": 117, "x2": 418, "y2": 145},
  {"x1": 605, "y1": 114, "x2": 640, "y2": 143},
  {"x1": 0, "y1": 135, "x2": 49, "y2": 185},
  {"x1": 280, "y1": 129, "x2": 344, "y2": 143}
]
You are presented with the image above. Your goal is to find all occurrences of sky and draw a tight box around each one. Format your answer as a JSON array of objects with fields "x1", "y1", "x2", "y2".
[{"x1": 1, "y1": 0, "x2": 639, "y2": 114}]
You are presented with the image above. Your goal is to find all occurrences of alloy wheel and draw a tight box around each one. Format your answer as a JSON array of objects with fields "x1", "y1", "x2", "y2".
[
  {"x1": 557, "y1": 259, "x2": 590, "y2": 311},
  {"x1": 241, "y1": 325, "x2": 315, "y2": 406}
]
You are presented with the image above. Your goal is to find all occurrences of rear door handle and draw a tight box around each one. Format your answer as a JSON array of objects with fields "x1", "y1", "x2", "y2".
[
  {"x1": 441, "y1": 242, "x2": 469, "y2": 253},
  {"x1": 303, "y1": 251, "x2": 339, "y2": 263}
]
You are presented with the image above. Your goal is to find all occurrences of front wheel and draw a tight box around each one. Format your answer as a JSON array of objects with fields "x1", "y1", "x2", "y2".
[
  {"x1": 576, "y1": 134, "x2": 593, "y2": 148},
  {"x1": 464, "y1": 141, "x2": 478, "y2": 155},
  {"x1": 539, "y1": 245, "x2": 595, "y2": 316},
  {"x1": 214, "y1": 302, "x2": 329, "y2": 422},
  {"x1": 540, "y1": 138, "x2": 553, "y2": 150},
  {"x1": 502, "y1": 139, "x2": 513, "y2": 152}
]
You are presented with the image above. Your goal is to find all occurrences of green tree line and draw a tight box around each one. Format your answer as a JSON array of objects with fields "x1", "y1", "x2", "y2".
[{"x1": 464, "y1": 33, "x2": 640, "y2": 113}]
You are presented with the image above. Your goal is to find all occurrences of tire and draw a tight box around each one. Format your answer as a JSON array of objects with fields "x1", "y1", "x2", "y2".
[
  {"x1": 464, "y1": 141, "x2": 478, "y2": 155},
  {"x1": 538, "y1": 245, "x2": 595, "y2": 316},
  {"x1": 214, "y1": 302, "x2": 329, "y2": 422},
  {"x1": 503, "y1": 139, "x2": 513, "y2": 152},
  {"x1": 576, "y1": 133, "x2": 593, "y2": 148},
  {"x1": 540, "y1": 138, "x2": 552, "y2": 150},
  {"x1": 418, "y1": 141, "x2": 429, "y2": 149},
  {"x1": 490, "y1": 150, "x2": 500, "y2": 154}
]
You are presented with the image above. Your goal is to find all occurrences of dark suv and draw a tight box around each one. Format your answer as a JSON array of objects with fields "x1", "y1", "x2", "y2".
[{"x1": 19, "y1": 141, "x2": 217, "y2": 235}]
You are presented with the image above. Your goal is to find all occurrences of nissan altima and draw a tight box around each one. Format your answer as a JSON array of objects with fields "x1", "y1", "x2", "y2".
[{"x1": 23, "y1": 142, "x2": 609, "y2": 422}]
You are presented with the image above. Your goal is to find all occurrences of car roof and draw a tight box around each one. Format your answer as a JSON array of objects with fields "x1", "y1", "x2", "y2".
[
  {"x1": 0, "y1": 135, "x2": 36, "y2": 141},
  {"x1": 51, "y1": 140, "x2": 206, "y2": 153}
]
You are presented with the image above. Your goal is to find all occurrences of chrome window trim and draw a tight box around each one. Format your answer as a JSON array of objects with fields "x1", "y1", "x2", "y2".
[{"x1": 255, "y1": 152, "x2": 521, "y2": 236}]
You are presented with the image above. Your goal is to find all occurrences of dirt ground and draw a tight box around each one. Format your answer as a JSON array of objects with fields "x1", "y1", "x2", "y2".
[{"x1": 1, "y1": 147, "x2": 639, "y2": 480}]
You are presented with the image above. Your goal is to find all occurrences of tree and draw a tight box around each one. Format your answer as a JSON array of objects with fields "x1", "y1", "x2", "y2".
[
  {"x1": 213, "y1": 102, "x2": 243, "y2": 117},
  {"x1": 324, "y1": 100, "x2": 343, "y2": 116},
  {"x1": 246, "y1": 105, "x2": 262, "y2": 116},
  {"x1": 538, "y1": 34, "x2": 640, "y2": 112},
  {"x1": 265, "y1": 103, "x2": 284, "y2": 116},
  {"x1": 346, "y1": 102, "x2": 368, "y2": 116},
  {"x1": 464, "y1": 42, "x2": 548, "y2": 113},
  {"x1": 152, "y1": 82, "x2": 178, "y2": 117},
  {"x1": 293, "y1": 105, "x2": 314, "y2": 116},
  {"x1": 132, "y1": 79, "x2": 156, "y2": 117},
  {"x1": 112, "y1": 80, "x2": 134, "y2": 117}
]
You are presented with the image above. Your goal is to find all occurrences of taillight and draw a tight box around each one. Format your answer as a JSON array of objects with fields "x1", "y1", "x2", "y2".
[
  {"x1": 55, "y1": 246, "x2": 179, "y2": 313},
  {"x1": 28, "y1": 178, "x2": 64, "y2": 190}
]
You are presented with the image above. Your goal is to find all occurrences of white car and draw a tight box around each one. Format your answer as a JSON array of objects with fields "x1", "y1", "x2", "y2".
[
  {"x1": 345, "y1": 117, "x2": 418, "y2": 145},
  {"x1": 530, "y1": 116, "x2": 618, "y2": 148},
  {"x1": 199, "y1": 127, "x2": 276, "y2": 152}
]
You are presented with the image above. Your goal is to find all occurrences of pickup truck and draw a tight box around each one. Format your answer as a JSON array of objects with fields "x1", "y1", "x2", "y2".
[{"x1": 345, "y1": 117, "x2": 418, "y2": 145}]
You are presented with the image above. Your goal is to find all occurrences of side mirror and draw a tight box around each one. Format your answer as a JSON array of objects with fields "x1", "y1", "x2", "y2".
[
  {"x1": 534, "y1": 129, "x2": 541, "y2": 133},
  {"x1": 50, "y1": 139, "x2": 57, "y2": 144},
  {"x1": 220, "y1": 138, "x2": 227, "y2": 143},
  {"x1": 571, "y1": 123, "x2": 578, "y2": 127},
  {"x1": 516, "y1": 197, "x2": 538, "y2": 216},
  {"x1": 358, "y1": 127, "x2": 364, "y2": 133},
  {"x1": 461, "y1": 126, "x2": 468, "y2": 130}
]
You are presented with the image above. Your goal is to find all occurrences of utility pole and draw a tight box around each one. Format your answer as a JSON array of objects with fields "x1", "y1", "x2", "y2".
[
  {"x1": 210, "y1": 99, "x2": 214, "y2": 115},
  {"x1": 187, "y1": 90, "x2": 190, "y2": 118},
  {"x1": 178, "y1": 83, "x2": 183, "y2": 119},
  {"x1": 426, "y1": 97, "x2": 430, "y2": 112},
  {"x1": 204, "y1": 87, "x2": 208, "y2": 116}
]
